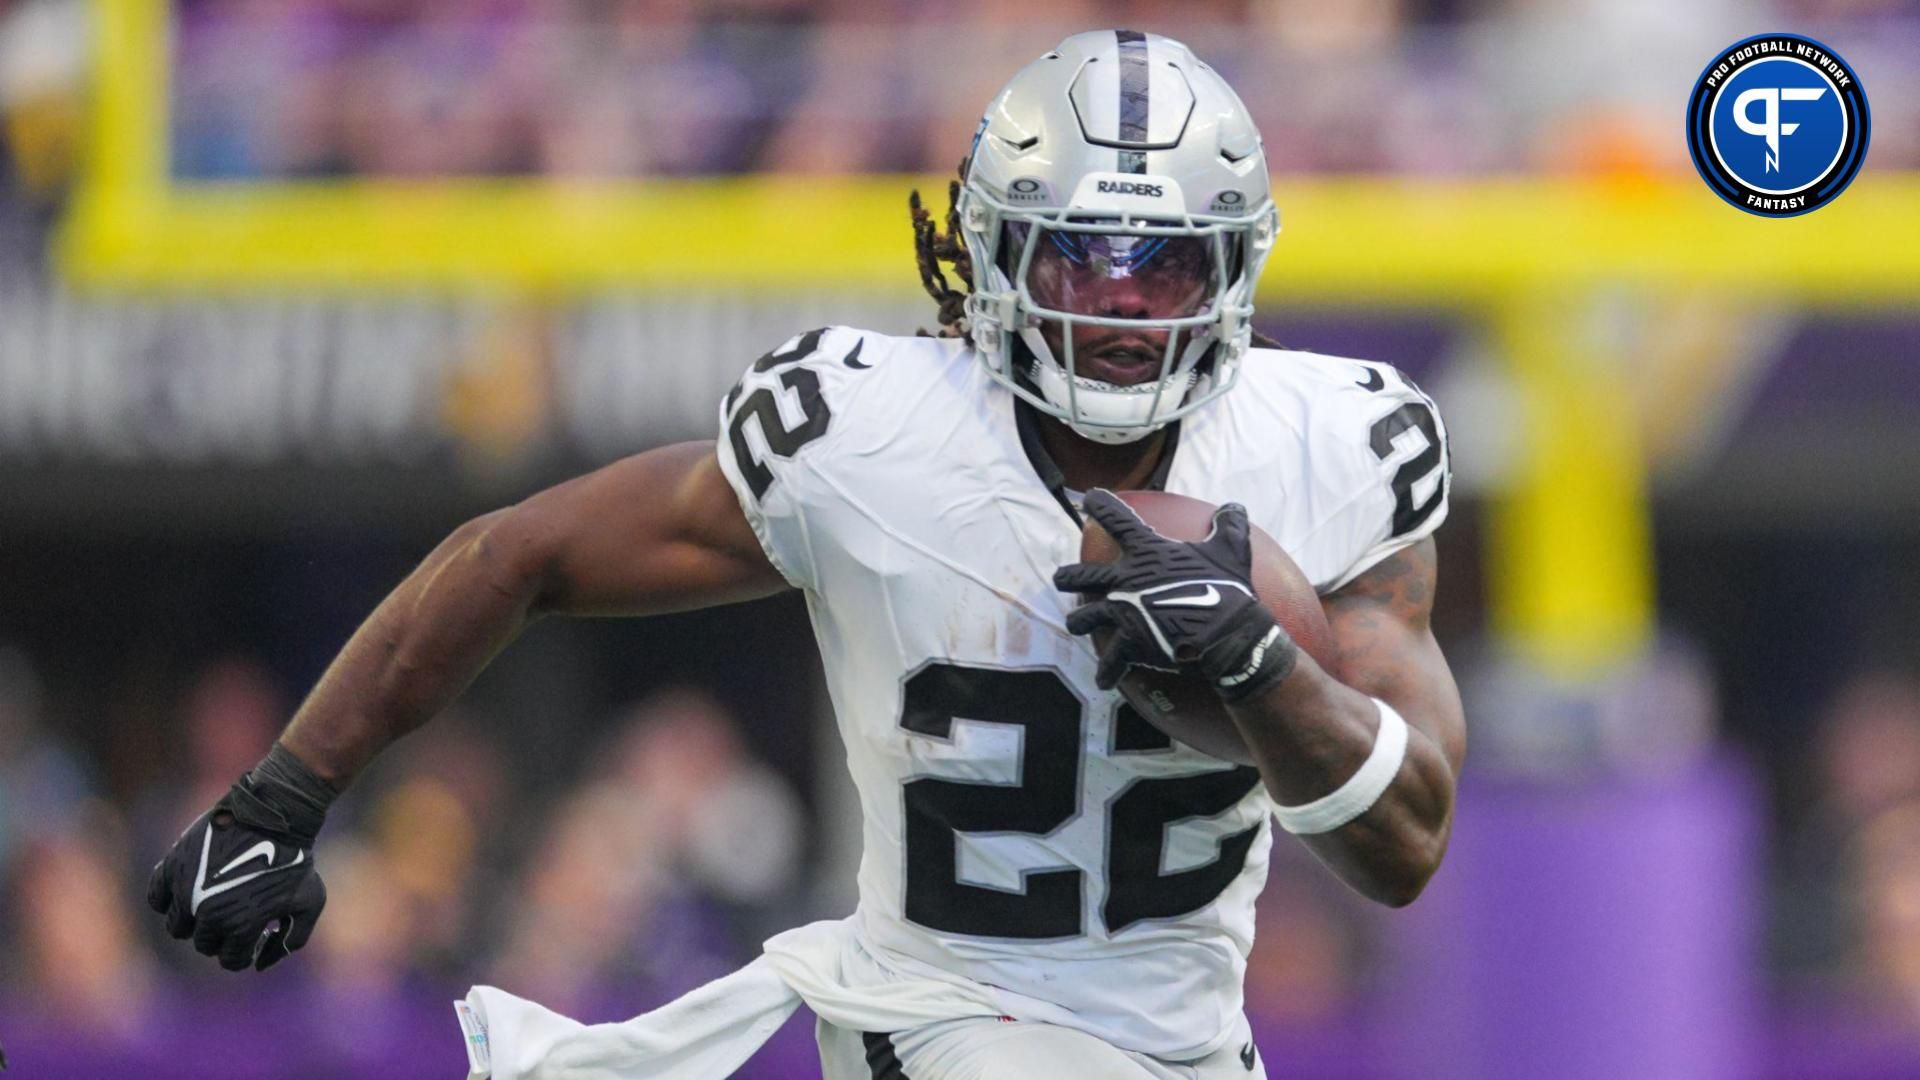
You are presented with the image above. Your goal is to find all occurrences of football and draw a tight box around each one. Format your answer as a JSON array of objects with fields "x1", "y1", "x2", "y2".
[{"x1": 1079, "y1": 491, "x2": 1339, "y2": 765}]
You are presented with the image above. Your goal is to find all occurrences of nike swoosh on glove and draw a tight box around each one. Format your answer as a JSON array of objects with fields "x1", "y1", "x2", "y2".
[
  {"x1": 148, "y1": 744, "x2": 331, "y2": 971},
  {"x1": 1053, "y1": 489, "x2": 1297, "y2": 703}
]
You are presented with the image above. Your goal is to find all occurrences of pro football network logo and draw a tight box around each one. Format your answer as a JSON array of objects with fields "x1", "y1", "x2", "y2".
[{"x1": 1685, "y1": 33, "x2": 1870, "y2": 217}]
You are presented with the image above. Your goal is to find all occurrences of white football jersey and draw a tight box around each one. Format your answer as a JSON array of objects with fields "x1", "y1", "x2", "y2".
[{"x1": 714, "y1": 328, "x2": 1449, "y2": 1059}]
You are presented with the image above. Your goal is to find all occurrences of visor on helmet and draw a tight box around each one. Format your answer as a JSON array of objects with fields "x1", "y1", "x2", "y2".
[{"x1": 1006, "y1": 221, "x2": 1226, "y2": 324}]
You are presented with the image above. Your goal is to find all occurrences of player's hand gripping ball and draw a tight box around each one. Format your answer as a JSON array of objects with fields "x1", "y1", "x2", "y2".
[{"x1": 1056, "y1": 490, "x2": 1337, "y2": 765}]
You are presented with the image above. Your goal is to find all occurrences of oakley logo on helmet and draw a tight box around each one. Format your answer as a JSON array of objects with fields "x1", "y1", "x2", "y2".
[
  {"x1": 1007, "y1": 177, "x2": 1050, "y2": 204},
  {"x1": 1210, "y1": 190, "x2": 1247, "y2": 213},
  {"x1": 1095, "y1": 180, "x2": 1165, "y2": 197}
]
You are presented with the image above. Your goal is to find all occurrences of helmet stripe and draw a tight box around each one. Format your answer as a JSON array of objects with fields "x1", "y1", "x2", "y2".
[{"x1": 1115, "y1": 29, "x2": 1150, "y2": 174}]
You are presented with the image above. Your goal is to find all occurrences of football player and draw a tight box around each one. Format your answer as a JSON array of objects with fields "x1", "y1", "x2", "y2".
[{"x1": 148, "y1": 31, "x2": 1463, "y2": 1079}]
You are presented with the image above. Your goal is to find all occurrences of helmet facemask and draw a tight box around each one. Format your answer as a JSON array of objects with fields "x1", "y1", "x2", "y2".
[{"x1": 961, "y1": 184, "x2": 1277, "y2": 444}]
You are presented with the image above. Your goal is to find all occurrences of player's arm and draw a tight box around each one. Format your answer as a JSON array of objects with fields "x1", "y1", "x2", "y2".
[
  {"x1": 1225, "y1": 537, "x2": 1463, "y2": 907},
  {"x1": 281, "y1": 441, "x2": 786, "y2": 786},
  {"x1": 147, "y1": 442, "x2": 787, "y2": 970}
]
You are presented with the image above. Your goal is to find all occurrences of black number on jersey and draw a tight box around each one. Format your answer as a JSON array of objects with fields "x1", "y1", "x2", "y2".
[
  {"x1": 1356, "y1": 365, "x2": 1446, "y2": 539},
  {"x1": 1105, "y1": 704, "x2": 1263, "y2": 934},
  {"x1": 726, "y1": 329, "x2": 833, "y2": 500},
  {"x1": 900, "y1": 665, "x2": 1262, "y2": 939},
  {"x1": 901, "y1": 662, "x2": 1084, "y2": 938},
  {"x1": 1370, "y1": 402, "x2": 1445, "y2": 538}
]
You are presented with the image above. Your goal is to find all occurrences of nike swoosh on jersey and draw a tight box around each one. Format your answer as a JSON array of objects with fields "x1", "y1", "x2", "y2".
[
  {"x1": 190, "y1": 827, "x2": 305, "y2": 914},
  {"x1": 1355, "y1": 366, "x2": 1385, "y2": 391},
  {"x1": 1152, "y1": 585, "x2": 1222, "y2": 608}
]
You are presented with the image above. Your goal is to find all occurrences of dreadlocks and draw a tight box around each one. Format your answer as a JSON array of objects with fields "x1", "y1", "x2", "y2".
[
  {"x1": 909, "y1": 161, "x2": 1288, "y2": 352},
  {"x1": 909, "y1": 162, "x2": 975, "y2": 338}
]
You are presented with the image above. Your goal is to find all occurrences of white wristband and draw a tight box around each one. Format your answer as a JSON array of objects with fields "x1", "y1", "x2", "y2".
[{"x1": 1273, "y1": 698, "x2": 1409, "y2": 836}]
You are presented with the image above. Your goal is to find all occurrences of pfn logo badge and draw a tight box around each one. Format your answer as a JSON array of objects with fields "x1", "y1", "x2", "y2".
[{"x1": 1686, "y1": 33, "x2": 1869, "y2": 217}]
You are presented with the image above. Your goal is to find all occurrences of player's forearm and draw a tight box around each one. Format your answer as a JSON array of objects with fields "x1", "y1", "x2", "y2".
[
  {"x1": 1227, "y1": 659, "x2": 1455, "y2": 907},
  {"x1": 280, "y1": 509, "x2": 548, "y2": 789}
]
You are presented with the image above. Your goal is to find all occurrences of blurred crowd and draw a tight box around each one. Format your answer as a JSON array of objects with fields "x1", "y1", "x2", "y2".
[
  {"x1": 1779, "y1": 672, "x2": 1920, "y2": 1012},
  {"x1": 2, "y1": 0, "x2": 1917, "y2": 207},
  {"x1": 162, "y1": 0, "x2": 1920, "y2": 181},
  {"x1": 0, "y1": 644, "x2": 816, "y2": 1075},
  {"x1": 161, "y1": 0, "x2": 1920, "y2": 180}
]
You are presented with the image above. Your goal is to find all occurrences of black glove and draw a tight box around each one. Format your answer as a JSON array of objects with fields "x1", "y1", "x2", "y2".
[
  {"x1": 1053, "y1": 489, "x2": 1297, "y2": 702},
  {"x1": 148, "y1": 742, "x2": 334, "y2": 971}
]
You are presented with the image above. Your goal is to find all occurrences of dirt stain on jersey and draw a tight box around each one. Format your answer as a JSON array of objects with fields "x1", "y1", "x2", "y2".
[
  {"x1": 942, "y1": 593, "x2": 1002, "y2": 657},
  {"x1": 1005, "y1": 615, "x2": 1032, "y2": 658}
]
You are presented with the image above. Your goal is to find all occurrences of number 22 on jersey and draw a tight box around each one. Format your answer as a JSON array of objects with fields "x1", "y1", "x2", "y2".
[{"x1": 901, "y1": 662, "x2": 1262, "y2": 939}]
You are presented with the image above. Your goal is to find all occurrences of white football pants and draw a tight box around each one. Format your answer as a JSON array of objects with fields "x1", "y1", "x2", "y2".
[{"x1": 817, "y1": 1013, "x2": 1267, "y2": 1080}]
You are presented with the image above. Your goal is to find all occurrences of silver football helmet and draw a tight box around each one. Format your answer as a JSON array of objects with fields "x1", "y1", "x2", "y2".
[{"x1": 958, "y1": 30, "x2": 1278, "y2": 444}]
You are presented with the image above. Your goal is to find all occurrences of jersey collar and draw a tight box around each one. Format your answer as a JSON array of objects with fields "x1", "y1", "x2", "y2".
[{"x1": 1013, "y1": 397, "x2": 1182, "y2": 527}]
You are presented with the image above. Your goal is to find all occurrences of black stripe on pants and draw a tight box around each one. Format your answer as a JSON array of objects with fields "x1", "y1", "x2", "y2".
[{"x1": 863, "y1": 1031, "x2": 911, "y2": 1079}]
